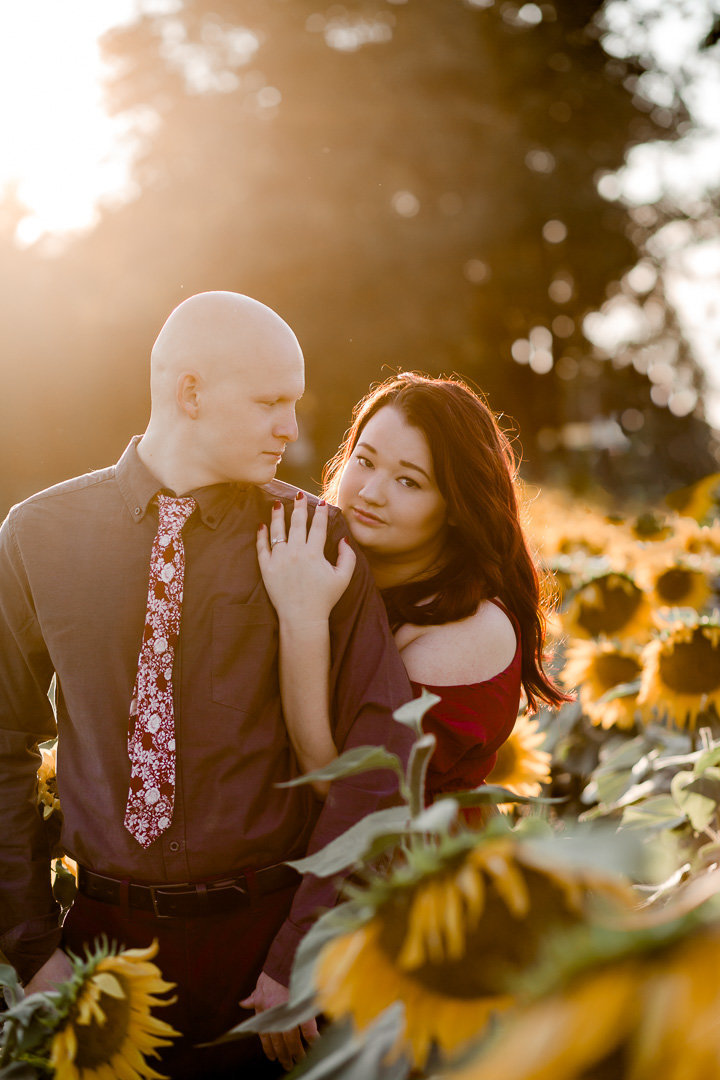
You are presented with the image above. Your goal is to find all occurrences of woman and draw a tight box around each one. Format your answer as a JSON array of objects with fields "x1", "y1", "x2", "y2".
[{"x1": 257, "y1": 372, "x2": 567, "y2": 801}]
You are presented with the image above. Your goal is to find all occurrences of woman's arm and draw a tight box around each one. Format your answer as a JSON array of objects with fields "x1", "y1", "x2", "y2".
[{"x1": 257, "y1": 494, "x2": 356, "y2": 797}]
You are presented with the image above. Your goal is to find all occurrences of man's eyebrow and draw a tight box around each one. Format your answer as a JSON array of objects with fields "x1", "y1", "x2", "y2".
[{"x1": 357, "y1": 441, "x2": 431, "y2": 481}]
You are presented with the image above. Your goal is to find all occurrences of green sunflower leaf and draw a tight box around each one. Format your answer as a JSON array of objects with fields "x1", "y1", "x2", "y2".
[
  {"x1": 286, "y1": 807, "x2": 410, "y2": 877},
  {"x1": 276, "y1": 746, "x2": 405, "y2": 789},
  {"x1": 0, "y1": 1063, "x2": 42, "y2": 1079},
  {"x1": 0, "y1": 964, "x2": 22, "y2": 1006},
  {"x1": 209, "y1": 992, "x2": 319, "y2": 1041},
  {"x1": 621, "y1": 794, "x2": 688, "y2": 833},
  {"x1": 288, "y1": 1006, "x2": 410, "y2": 1080},
  {"x1": 392, "y1": 690, "x2": 441, "y2": 734},
  {"x1": 436, "y1": 784, "x2": 563, "y2": 807},
  {"x1": 694, "y1": 746, "x2": 720, "y2": 774},
  {"x1": 596, "y1": 678, "x2": 642, "y2": 704},
  {"x1": 672, "y1": 769, "x2": 720, "y2": 831},
  {"x1": 287, "y1": 905, "x2": 360, "y2": 1005}
]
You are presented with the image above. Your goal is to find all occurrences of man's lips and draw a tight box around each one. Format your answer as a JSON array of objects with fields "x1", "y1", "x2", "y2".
[{"x1": 350, "y1": 506, "x2": 385, "y2": 526}]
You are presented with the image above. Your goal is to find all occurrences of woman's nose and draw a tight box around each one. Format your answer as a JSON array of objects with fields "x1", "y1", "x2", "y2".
[{"x1": 359, "y1": 475, "x2": 385, "y2": 504}]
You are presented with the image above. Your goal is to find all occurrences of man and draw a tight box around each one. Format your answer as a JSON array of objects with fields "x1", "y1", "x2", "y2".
[{"x1": 0, "y1": 292, "x2": 412, "y2": 1076}]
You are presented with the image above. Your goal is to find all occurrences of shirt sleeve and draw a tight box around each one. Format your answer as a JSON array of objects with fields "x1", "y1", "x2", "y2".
[
  {"x1": 262, "y1": 508, "x2": 413, "y2": 985},
  {"x1": 0, "y1": 510, "x2": 61, "y2": 984}
]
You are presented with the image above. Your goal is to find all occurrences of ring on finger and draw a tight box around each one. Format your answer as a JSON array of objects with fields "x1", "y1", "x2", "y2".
[{"x1": 270, "y1": 537, "x2": 287, "y2": 547}]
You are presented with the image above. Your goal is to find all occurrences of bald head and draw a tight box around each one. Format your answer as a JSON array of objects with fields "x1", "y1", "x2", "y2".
[
  {"x1": 150, "y1": 291, "x2": 301, "y2": 406},
  {"x1": 139, "y1": 291, "x2": 305, "y2": 492}
]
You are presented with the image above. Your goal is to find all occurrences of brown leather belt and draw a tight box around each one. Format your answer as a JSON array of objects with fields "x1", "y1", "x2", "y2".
[{"x1": 77, "y1": 863, "x2": 300, "y2": 918}]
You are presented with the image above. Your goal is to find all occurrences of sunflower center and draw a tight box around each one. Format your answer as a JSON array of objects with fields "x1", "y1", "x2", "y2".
[
  {"x1": 655, "y1": 568, "x2": 694, "y2": 604},
  {"x1": 593, "y1": 652, "x2": 641, "y2": 690},
  {"x1": 73, "y1": 974, "x2": 132, "y2": 1070},
  {"x1": 658, "y1": 630, "x2": 720, "y2": 696},
  {"x1": 577, "y1": 579, "x2": 642, "y2": 637},
  {"x1": 377, "y1": 867, "x2": 584, "y2": 1000}
]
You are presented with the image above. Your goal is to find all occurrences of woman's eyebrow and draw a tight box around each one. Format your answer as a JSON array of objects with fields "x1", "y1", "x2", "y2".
[
  {"x1": 399, "y1": 459, "x2": 431, "y2": 480},
  {"x1": 357, "y1": 441, "x2": 431, "y2": 481}
]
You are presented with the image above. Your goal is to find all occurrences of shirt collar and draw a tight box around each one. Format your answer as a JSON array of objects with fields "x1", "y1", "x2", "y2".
[{"x1": 115, "y1": 436, "x2": 243, "y2": 530}]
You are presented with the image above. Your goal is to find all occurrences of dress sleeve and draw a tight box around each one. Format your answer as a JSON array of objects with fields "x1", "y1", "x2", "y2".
[
  {"x1": 0, "y1": 510, "x2": 61, "y2": 983},
  {"x1": 422, "y1": 676, "x2": 520, "y2": 796},
  {"x1": 262, "y1": 508, "x2": 413, "y2": 985}
]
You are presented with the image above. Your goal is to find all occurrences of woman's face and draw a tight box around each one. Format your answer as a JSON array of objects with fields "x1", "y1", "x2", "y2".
[{"x1": 337, "y1": 405, "x2": 448, "y2": 568}]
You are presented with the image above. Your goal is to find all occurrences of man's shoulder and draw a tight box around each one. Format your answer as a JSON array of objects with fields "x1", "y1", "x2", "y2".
[
  {"x1": 6, "y1": 465, "x2": 118, "y2": 523},
  {"x1": 257, "y1": 479, "x2": 324, "y2": 508},
  {"x1": 256, "y1": 480, "x2": 348, "y2": 533}
]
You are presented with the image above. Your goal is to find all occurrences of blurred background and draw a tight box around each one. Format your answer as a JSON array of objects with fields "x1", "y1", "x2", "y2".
[{"x1": 1, "y1": 0, "x2": 719, "y2": 515}]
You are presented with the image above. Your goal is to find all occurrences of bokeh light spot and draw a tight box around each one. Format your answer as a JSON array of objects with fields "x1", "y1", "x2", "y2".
[
  {"x1": 621, "y1": 408, "x2": 645, "y2": 432},
  {"x1": 464, "y1": 258, "x2": 491, "y2": 283},
  {"x1": 542, "y1": 219, "x2": 567, "y2": 242},
  {"x1": 392, "y1": 190, "x2": 420, "y2": 217},
  {"x1": 526, "y1": 148, "x2": 556, "y2": 173}
]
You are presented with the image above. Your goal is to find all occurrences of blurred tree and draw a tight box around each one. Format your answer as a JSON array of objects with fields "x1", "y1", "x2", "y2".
[{"x1": 0, "y1": 0, "x2": 715, "y2": 512}]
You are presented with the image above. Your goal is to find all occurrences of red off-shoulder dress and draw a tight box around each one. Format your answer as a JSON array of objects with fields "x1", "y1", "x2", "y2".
[{"x1": 410, "y1": 599, "x2": 522, "y2": 800}]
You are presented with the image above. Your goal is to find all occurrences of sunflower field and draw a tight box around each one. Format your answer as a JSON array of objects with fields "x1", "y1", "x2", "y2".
[{"x1": 6, "y1": 475, "x2": 720, "y2": 1078}]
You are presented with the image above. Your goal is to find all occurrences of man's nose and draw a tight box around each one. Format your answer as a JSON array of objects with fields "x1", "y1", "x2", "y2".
[{"x1": 274, "y1": 406, "x2": 299, "y2": 443}]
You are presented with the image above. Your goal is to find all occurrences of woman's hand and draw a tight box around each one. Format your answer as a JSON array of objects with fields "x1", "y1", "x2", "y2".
[{"x1": 257, "y1": 493, "x2": 356, "y2": 624}]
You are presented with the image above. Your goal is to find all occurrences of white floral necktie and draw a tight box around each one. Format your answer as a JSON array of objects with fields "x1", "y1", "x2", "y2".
[{"x1": 124, "y1": 494, "x2": 196, "y2": 847}]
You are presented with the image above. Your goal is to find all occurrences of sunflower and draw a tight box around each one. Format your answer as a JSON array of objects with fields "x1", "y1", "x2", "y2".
[
  {"x1": 638, "y1": 616, "x2": 720, "y2": 731},
  {"x1": 37, "y1": 739, "x2": 61, "y2": 819},
  {"x1": 675, "y1": 519, "x2": 720, "y2": 557},
  {"x1": 450, "y1": 919, "x2": 720, "y2": 1080},
  {"x1": 314, "y1": 832, "x2": 634, "y2": 1069},
  {"x1": 49, "y1": 940, "x2": 179, "y2": 1080},
  {"x1": 629, "y1": 511, "x2": 674, "y2": 542},
  {"x1": 562, "y1": 572, "x2": 652, "y2": 643},
  {"x1": 561, "y1": 640, "x2": 643, "y2": 730},
  {"x1": 646, "y1": 561, "x2": 713, "y2": 612},
  {"x1": 666, "y1": 471, "x2": 720, "y2": 523},
  {"x1": 485, "y1": 714, "x2": 552, "y2": 797}
]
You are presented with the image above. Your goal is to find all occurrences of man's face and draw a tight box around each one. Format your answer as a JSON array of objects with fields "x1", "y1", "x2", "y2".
[{"x1": 196, "y1": 342, "x2": 305, "y2": 486}]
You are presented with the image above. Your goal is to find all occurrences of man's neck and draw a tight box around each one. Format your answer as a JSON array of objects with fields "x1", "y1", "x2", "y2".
[{"x1": 136, "y1": 429, "x2": 209, "y2": 496}]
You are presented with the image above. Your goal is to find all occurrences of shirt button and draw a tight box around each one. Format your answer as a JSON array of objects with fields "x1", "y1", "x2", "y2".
[
  {"x1": 134, "y1": 507, "x2": 142, "y2": 516},
  {"x1": 169, "y1": 840, "x2": 180, "y2": 852}
]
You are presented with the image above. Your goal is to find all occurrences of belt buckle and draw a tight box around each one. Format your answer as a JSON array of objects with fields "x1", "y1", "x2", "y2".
[
  {"x1": 223, "y1": 876, "x2": 249, "y2": 899},
  {"x1": 148, "y1": 885, "x2": 172, "y2": 918}
]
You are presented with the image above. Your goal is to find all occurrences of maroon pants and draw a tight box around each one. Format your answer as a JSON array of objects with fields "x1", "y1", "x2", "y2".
[{"x1": 62, "y1": 884, "x2": 299, "y2": 1079}]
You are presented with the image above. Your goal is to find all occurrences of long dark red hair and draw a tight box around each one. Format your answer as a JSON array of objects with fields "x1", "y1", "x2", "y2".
[{"x1": 323, "y1": 372, "x2": 568, "y2": 711}]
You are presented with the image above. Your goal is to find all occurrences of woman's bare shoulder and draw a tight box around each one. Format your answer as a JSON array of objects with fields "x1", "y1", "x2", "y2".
[{"x1": 396, "y1": 600, "x2": 517, "y2": 687}]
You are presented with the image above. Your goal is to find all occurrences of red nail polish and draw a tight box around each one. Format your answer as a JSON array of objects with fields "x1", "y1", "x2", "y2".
[
  {"x1": 273, "y1": 501, "x2": 281, "y2": 510},
  {"x1": 318, "y1": 499, "x2": 326, "y2": 506},
  {"x1": 296, "y1": 490, "x2": 304, "y2": 501}
]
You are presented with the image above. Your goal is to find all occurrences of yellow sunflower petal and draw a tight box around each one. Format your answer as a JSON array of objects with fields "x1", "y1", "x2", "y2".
[{"x1": 483, "y1": 852, "x2": 529, "y2": 918}]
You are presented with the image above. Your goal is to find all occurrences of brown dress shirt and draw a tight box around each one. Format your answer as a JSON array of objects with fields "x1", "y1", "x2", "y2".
[{"x1": 0, "y1": 438, "x2": 412, "y2": 984}]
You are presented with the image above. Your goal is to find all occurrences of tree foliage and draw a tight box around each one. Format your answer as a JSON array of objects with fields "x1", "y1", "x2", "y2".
[{"x1": 0, "y1": 0, "x2": 714, "y2": 511}]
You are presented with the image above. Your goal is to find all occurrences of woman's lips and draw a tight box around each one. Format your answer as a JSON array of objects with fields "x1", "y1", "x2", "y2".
[{"x1": 350, "y1": 506, "x2": 385, "y2": 526}]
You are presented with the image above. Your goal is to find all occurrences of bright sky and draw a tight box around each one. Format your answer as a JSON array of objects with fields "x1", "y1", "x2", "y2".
[{"x1": 0, "y1": 1, "x2": 187, "y2": 245}]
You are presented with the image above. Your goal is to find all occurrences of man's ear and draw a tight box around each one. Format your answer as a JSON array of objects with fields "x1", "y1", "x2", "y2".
[{"x1": 177, "y1": 372, "x2": 201, "y2": 418}]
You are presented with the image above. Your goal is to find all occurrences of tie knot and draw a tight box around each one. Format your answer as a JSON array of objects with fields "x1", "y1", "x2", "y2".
[{"x1": 157, "y1": 493, "x2": 196, "y2": 534}]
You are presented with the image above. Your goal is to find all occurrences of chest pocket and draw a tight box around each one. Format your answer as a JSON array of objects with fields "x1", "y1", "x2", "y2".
[{"x1": 211, "y1": 601, "x2": 279, "y2": 715}]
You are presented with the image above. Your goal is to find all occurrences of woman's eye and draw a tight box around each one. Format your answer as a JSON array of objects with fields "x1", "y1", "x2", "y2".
[
  {"x1": 356, "y1": 455, "x2": 372, "y2": 468},
  {"x1": 398, "y1": 476, "x2": 418, "y2": 488}
]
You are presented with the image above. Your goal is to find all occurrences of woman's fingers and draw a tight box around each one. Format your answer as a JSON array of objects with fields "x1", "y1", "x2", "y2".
[
  {"x1": 256, "y1": 523, "x2": 270, "y2": 564},
  {"x1": 269, "y1": 499, "x2": 287, "y2": 549},
  {"x1": 307, "y1": 499, "x2": 329, "y2": 552},
  {"x1": 287, "y1": 490, "x2": 308, "y2": 547},
  {"x1": 335, "y1": 536, "x2": 357, "y2": 587}
]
